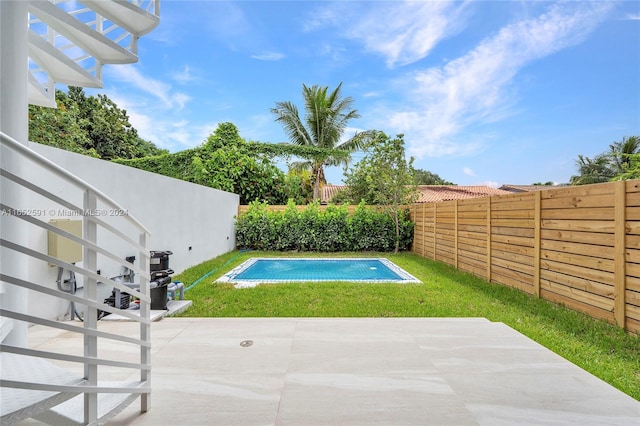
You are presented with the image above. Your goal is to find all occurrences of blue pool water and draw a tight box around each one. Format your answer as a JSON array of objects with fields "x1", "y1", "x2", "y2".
[{"x1": 219, "y1": 258, "x2": 420, "y2": 283}]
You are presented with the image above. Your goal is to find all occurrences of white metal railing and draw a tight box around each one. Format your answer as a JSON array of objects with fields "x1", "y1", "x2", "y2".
[{"x1": 0, "y1": 131, "x2": 151, "y2": 425}]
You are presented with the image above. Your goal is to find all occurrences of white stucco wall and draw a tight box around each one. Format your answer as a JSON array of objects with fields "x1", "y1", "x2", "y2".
[{"x1": 27, "y1": 142, "x2": 239, "y2": 320}]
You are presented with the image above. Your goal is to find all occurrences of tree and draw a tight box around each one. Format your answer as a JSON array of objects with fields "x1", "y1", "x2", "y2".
[
  {"x1": 282, "y1": 170, "x2": 314, "y2": 205},
  {"x1": 29, "y1": 87, "x2": 167, "y2": 159},
  {"x1": 609, "y1": 136, "x2": 640, "y2": 175},
  {"x1": 29, "y1": 91, "x2": 97, "y2": 157},
  {"x1": 413, "y1": 169, "x2": 453, "y2": 185},
  {"x1": 343, "y1": 133, "x2": 418, "y2": 253},
  {"x1": 570, "y1": 136, "x2": 640, "y2": 185},
  {"x1": 271, "y1": 82, "x2": 376, "y2": 202},
  {"x1": 570, "y1": 154, "x2": 615, "y2": 185},
  {"x1": 188, "y1": 123, "x2": 288, "y2": 204},
  {"x1": 612, "y1": 153, "x2": 640, "y2": 181}
]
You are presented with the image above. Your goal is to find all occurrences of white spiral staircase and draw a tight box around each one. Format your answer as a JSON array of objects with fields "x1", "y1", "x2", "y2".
[
  {"x1": 1, "y1": 1, "x2": 160, "y2": 424},
  {"x1": 28, "y1": 0, "x2": 160, "y2": 107}
]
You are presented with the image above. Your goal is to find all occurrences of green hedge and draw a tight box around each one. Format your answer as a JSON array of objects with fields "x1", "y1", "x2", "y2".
[{"x1": 236, "y1": 200, "x2": 414, "y2": 252}]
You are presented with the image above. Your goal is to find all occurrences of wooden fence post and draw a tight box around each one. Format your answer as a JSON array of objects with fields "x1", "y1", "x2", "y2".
[
  {"x1": 533, "y1": 191, "x2": 541, "y2": 298},
  {"x1": 454, "y1": 200, "x2": 459, "y2": 269},
  {"x1": 433, "y1": 203, "x2": 437, "y2": 260},
  {"x1": 422, "y1": 203, "x2": 426, "y2": 257},
  {"x1": 486, "y1": 197, "x2": 492, "y2": 282},
  {"x1": 614, "y1": 180, "x2": 626, "y2": 329}
]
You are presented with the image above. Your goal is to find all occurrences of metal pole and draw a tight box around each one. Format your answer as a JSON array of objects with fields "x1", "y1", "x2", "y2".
[{"x1": 0, "y1": 0, "x2": 29, "y2": 347}]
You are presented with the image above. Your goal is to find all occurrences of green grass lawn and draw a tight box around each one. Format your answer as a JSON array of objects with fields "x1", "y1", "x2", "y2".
[{"x1": 173, "y1": 250, "x2": 640, "y2": 401}]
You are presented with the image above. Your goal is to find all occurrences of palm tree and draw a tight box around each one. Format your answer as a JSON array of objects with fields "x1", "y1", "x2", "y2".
[
  {"x1": 609, "y1": 136, "x2": 640, "y2": 174},
  {"x1": 271, "y1": 83, "x2": 375, "y2": 202},
  {"x1": 570, "y1": 154, "x2": 615, "y2": 185}
]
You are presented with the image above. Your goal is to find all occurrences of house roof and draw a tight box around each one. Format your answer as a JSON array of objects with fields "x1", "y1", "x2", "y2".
[
  {"x1": 321, "y1": 184, "x2": 512, "y2": 204},
  {"x1": 321, "y1": 185, "x2": 347, "y2": 203},
  {"x1": 499, "y1": 184, "x2": 553, "y2": 193},
  {"x1": 414, "y1": 185, "x2": 512, "y2": 203}
]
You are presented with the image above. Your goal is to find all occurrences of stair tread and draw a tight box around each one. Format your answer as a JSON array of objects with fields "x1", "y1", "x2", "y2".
[
  {"x1": 35, "y1": 384, "x2": 143, "y2": 425},
  {"x1": 29, "y1": 1, "x2": 137, "y2": 64},
  {"x1": 83, "y1": 0, "x2": 160, "y2": 36},
  {"x1": 29, "y1": 30, "x2": 102, "y2": 88},
  {"x1": 0, "y1": 352, "x2": 83, "y2": 421}
]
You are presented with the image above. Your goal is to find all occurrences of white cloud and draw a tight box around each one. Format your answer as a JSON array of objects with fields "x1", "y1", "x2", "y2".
[
  {"x1": 463, "y1": 167, "x2": 475, "y2": 177},
  {"x1": 106, "y1": 65, "x2": 190, "y2": 110},
  {"x1": 251, "y1": 51, "x2": 285, "y2": 61},
  {"x1": 309, "y1": 1, "x2": 469, "y2": 68},
  {"x1": 477, "y1": 180, "x2": 499, "y2": 188},
  {"x1": 172, "y1": 65, "x2": 195, "y2": 84},
  {"x1": 384, "y1": 1, "x2": 613, "y2": 159},
  {"x1": 346, "y1": 1, "x2": 469, "y2": 68},
  {"x1": 105, "y1": 66, "x2": 197, "y2": 150},
  {"x1": 172, "y1": 93, "x2": 191, "y2": 110}
]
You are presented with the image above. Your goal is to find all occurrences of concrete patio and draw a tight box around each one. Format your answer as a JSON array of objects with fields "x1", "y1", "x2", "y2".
[{"x1": 20, "y1": 317, "x2": 640, "y2": 425}]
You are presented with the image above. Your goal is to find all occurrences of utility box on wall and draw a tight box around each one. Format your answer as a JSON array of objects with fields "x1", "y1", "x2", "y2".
[{"x1": 48, "y1": 219, "x2": 83, "y2": 264}]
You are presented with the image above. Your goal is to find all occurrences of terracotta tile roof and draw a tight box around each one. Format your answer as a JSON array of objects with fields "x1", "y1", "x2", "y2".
[
  {"x1": 321, "y1": 185, "x2": 347, "y2": 204},
  {"x1": 499, "y1": 184, "x2": 552, "y2": 192},
  {"x1": 321, "y1": 184, "x2": 512, "y2": 204},
  {"x1": 415, "y1": 185, "x2": 512, "y2": 203}
]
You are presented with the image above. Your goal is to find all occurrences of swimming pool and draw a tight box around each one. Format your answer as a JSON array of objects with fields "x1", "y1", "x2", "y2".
[{"x1": 217, "y1": 258, "x2": 421, "y2": 285}]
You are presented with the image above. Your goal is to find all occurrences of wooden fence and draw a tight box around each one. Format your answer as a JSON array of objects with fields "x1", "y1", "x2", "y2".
[{"x1": 409, "y1": 180, "x2": 640, "y2": 334}]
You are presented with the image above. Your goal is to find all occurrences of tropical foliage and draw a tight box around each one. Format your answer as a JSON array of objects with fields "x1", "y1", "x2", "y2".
[
  {"x1": 271, "y1": 82, "x2": 378, "y2": 201},
  {"x1": 29, "y1": 87, "x2": 166, "y2": 159},
  {"x1": 571, "y1": 136, "x2": 640, "y2": 184},
  {"x1": 611, "y1": 153, "x2": 640, "y2": 181},
  {"x1": 335, "y1": 133, "x2": 418, "y2": 252},
  {"x1": 413, "y1": 169, "x2": 453, "y2": 185},
  {"x1": 117, "y1": 123, "x2": 289, "y2": 204},
  {"x1": 235, "y1": 200, "x2": 414, "y2": 252}
]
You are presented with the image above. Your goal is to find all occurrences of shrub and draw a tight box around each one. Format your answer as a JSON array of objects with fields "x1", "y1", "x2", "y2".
[{"x1": 235, "y1": 200, "x2": 414, "y2": 252}]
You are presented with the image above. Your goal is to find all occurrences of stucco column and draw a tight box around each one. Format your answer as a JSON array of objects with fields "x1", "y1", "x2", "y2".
[{"x1": 1, "y1": 0, "x2": 29, "y2": 346}]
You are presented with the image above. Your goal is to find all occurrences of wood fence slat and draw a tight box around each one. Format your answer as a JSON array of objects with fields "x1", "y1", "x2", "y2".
[
  {"x1": 491, "y1": 218, "x2": 535, "y2": 228},
  {"x1": 540, "y1": 269, "x2": 614, "y2": 298},
  {"x1": 541, "y1": 183, "x2": 614, "y2": 199},
  {"x1": 541, "y1": 229, "x2": 615, "y2": 246},
  {"x1": 491, "y1": 209, "x2": 536, "y2": 219},
  {"x1": 541, "y1": 287, "x2": 614, "y2": 323},
  {"x1": 625, "y1": 206, "x2": 640, "y2": 221},
  {"x1": 491, "y1": 234, "x2": 535, "y2": 248},
  {"x1": 540, "y1": 239, "x2": 615, "y2": 260},
  {"x1": 541, "y1": 258, "x2": 613, "y2": 285},
  {"x1": 492, "y1": 226, "x2": 535, "y2": 238},
  {"x1": 542, "y1": 207, "x2": 615, "y2": 220},
  {"x1": 491, "y1": 241, "x2": 535, "y2": 257},
  {"x1": 542, "y1": 193, "x2": 615, "y2": 209},
  {"x1": 491, "y1": 199, "x2": 535, "y2": 210},
  {"x1": 541, "y1": 219, "x2": 614, "y2": 233},
  {"x1": 541, "y1": 249, "x2": 614, "y2": 273},
  {"x1": 626, "y1": 276, "x2": 640, "y2": 292},
  {"x1": 491, "y1": 249, "x2": 534, "y2": 269}
]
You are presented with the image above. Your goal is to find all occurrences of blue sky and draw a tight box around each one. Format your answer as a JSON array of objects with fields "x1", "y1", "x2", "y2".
[{"x1": 95, "y1": 1, "x2": 639, "y2": 187}]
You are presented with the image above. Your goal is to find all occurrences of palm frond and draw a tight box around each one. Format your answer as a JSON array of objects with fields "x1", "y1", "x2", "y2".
[
  {"x1": 288, "y1": 160, "x2": 313, "y2": 173},
  {"x1": 270, "y1": 101, "x2": 313, "y2": 146}
]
